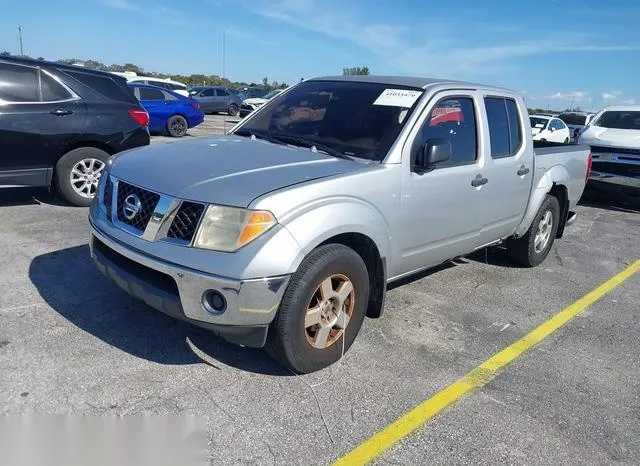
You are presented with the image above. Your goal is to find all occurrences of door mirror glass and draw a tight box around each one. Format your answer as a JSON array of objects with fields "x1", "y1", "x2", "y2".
[{"x1": 416, "y1": 138, "x2": 452, "y2": 169}]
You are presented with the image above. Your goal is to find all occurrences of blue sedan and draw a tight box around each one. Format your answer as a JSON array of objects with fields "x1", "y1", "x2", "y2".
[{"x1": 128, "y1": 83, "x2": 204, "y2": 137}]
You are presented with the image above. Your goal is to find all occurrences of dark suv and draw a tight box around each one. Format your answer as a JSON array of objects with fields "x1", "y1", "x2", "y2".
[{"x1": 0, "y1": 57, "x2": 150, "y2": 206}]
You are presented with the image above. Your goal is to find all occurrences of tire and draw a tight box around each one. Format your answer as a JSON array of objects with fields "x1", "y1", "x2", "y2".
[
  {"x1": 228, "y1": 104, "x2": 239, "y2": 116},
  {"x1": 564, "y1": 137, "x2": 569, "y2": 143},
  {"x1": 265, "y1": 244, "x2": 370, "y2": 373},
  {"x1": 167, "y1": 115, "x2": 188, "y2": 137},
  {"x1": 55, "y1": 147, "x2": 110, "y2": 207},
  {"x1": 507, "y1": 194, "x2": 560, "y2": 267}
]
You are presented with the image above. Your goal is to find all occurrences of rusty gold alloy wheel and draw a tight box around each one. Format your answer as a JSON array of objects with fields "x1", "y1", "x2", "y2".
[{"x1": 304, "y1": 274, "x2": 355, "y2": 349}]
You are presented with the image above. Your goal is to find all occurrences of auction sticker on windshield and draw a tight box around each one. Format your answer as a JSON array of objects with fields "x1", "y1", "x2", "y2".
[{"x1": 373, "y1": 89, "x2": 423, "y2": 108}]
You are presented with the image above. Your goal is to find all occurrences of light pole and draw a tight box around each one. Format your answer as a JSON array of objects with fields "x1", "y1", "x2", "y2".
[{"x1": 18, "y1": 26, "x2": 24, "y2": 56}]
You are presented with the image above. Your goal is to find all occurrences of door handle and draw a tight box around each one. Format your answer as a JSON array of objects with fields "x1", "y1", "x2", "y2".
[
  {"x1": 471, "y1": 174, "x2": 488, "y2": 187},
  {"x1": 50, "y1": 108, "x2": 73, "y2": 116},
  {"x1": 517, "y1": 165, "x2": 530, "y2": 176}
]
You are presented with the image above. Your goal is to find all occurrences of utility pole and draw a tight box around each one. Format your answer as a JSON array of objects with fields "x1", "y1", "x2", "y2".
[
  {"x1": 18, "y1": 26, "x2": 24, "y2": 56},
  {"x1": 569, "y1": 94, "x2": 575, "y2": 111},
  {"x1": 222, "y1": 29, "x2": 226, "y2": 80}
]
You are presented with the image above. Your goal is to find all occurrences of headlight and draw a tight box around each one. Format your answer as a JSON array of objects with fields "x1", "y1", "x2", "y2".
[{"x1": 193, "y1": 205, "x2": 276, "y2": 252}]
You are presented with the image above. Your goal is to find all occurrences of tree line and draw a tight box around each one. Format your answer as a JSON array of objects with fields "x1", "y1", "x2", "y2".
[{"x1": 0, "y1": 52, "x2": 289, "y2": 91}]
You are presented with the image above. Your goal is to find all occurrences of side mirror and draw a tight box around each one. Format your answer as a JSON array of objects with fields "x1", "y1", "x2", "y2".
[{"x1": 415, "y1": 138, "x2": 451, "y2": 170}]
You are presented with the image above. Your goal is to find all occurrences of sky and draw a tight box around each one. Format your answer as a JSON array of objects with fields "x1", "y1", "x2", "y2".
[{"x1": 1, "y1": 0, "x2": 639, "y2": 109}]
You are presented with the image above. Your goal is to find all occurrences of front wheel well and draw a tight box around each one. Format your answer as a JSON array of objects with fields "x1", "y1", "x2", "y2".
[
  {"x1": 549, "y1": 183, "x2": 569, "y2": 238},
  {"x1": 318, "y1": 233, "x2": 386, "y2": 318}
]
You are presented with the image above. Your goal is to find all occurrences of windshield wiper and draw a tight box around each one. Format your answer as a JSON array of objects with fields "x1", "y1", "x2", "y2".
[
  {"x1": 269, "y1": 133, "x2": 355, "y2": 161},
  {"x1": 234, "y1": 129, "x2": 286, "y2": 146}
]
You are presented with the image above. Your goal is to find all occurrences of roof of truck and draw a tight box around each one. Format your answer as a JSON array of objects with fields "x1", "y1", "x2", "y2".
[{"x1": 308, "y1": 75, "x2": 514, "y2": 93}]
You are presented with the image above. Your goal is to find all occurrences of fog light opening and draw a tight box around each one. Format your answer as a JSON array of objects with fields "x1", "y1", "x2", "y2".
[{"x1": 202, "y1": 290, "x2": 227, "y2": 313}]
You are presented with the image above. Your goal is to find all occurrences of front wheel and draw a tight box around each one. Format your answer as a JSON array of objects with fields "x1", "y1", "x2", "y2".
[
  {"x1": 55, "y1": 147, "x2": 110, "y2": 206},
  {"x1": 266, "y1": 244, "x2": 369, "y2": 373},
  {"x1": 507, "y1": 194, "x2": 560, "y2": 267},
  {"x1": 564, "y1": 137, "x2": 569, "y2": 143},
  {"x1": 228, "y1": 104, "x2": 239, "y2": 116}
]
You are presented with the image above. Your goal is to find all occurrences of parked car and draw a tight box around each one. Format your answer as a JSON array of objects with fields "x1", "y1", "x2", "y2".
[
  {"x1": 240, "y1": 89, "x2": 283, "y2": 118},
  {"x1": 227, "y1": 88, "x2": 247, "y2": 100},
  {"x1": 530, "y1": 114, "x2": 571, "y2": 143},
  {"x1": 0, "y1": 56, "x2": 150, "y2": 206},
  {"x1": 577, "y1": 105, "x2": 640, "y2": 189},
  {"x1": 557, "y1": 111, "x2": 596, "y2": 142},
  {"x1": 240, "y1": 87, "x2": 268, "y2": 99},
  {"x1": 89, "y1": 76, "x2": 590, "y2": 373},
  {"x1": 189, "y1": 86, "x2": 242, "y2": 116},
  {"x1": 128, "y1": 83, "x2": 204, "y2": 137},
  {"x1": 111, "y1": 71, "x2": 189, "y2": 97}
]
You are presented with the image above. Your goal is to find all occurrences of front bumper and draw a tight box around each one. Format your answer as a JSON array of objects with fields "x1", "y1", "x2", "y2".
[{"x1": 89, "y1": 220, "x2": 291, "y2": 347}]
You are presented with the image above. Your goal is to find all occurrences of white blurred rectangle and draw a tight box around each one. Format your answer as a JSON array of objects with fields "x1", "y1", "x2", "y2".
[{"x1": 0, "y1": 415, "x2": 207, "y2": 466}]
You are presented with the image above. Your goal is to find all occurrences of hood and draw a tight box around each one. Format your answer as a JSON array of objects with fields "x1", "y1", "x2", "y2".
[
  {"x1": 244, "y1": 98, "x2": 268, "y2": 105},
  {"x1": 579, "y1": 126, "x2": 640, "y2": 149},
  {"x1": 109, "y1": 136, "x2": 366, "y2": 207}
]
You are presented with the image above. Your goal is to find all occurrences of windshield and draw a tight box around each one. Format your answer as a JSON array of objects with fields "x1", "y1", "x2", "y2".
[
  {"x1": 558, "y1": 113, "x2": 587, "y2": 126},
  {"x1": 234, "y1": 80, "x2": 423, "y2": 161},
  {"x1": 530, "y1": 117, "x2": 549, "y2": 129},
  {"x1": 593, "y1": 111, "x2": 640, "y2": 130}
]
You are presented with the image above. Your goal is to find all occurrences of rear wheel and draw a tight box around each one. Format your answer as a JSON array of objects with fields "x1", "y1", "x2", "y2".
[
  {"x1": 228, "y1": 104, "x2": 239, "y2": 116},
  {"x1": 167, "y1": 115, "x2": 188, "y2": 137},
  {"x1": 55, "y1": 147, "x2": 109, "y2": 206},
  {"x1": 507, "y1": 194, "x2": 560, "y2": 267},
  {"x1": 266, "y1": 244, "x2": 369, "y2": 373}
]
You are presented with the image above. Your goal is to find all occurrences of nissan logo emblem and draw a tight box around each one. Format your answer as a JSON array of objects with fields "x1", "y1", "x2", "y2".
[{"x1": 122, "y1": 194, "x2": 142, "y2": 220}]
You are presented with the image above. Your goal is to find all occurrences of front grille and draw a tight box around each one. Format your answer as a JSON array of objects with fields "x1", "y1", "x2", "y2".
[
  {"x1": 240, "y1": 104, "x2": 253, "y2": 111},
  {"x1": 116, "y1": 181, "x2": 160, "y2": 232},
  {"x1": 103, "y1": 176, "x2": 113, "y2": 220},
  {"x1": 167, "y1": 201, "x2": 205, "y2": 242},
  {"x1": 590, "y1": 145, "x2": 640, "y2": 157}
]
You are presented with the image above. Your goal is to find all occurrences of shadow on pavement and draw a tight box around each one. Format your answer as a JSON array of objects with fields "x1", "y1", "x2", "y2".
[
  {"x1": 579, "y1": 182, "x2": 640, "y2": 213},
  {"x1": 0, "y1": 187, "x2": 70, "y2": 208},
  {"x1": 29, "y1": 245, "x2": 289, "y2": 376}
]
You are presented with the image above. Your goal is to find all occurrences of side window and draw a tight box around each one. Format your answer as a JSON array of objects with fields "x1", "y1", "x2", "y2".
[
  {"x1": 40, "y1": 71, "x2": 72, "y2": 102},
  {"x1": 216, "y1": 88, "x2": 229, "y2": 97},
  {"x1": 484, "y1": 97, "x2": 510, "y2": 157},
  {"x1": 161, "y1": 90, "x2": 178, "y2": 101},
  {"x1": 64, "y1": 71, "x2": 136, "y2": 103},
  {"x1": 505, "y1": 99, "x2": 522, "y2": 153},
  {"x1": 139, "y1": 87, "x2": 166, "y2": 100},
  {"x1": 556, "y1": 119, "x2": 566, "y2": 129},
  {"x1": 421, "y1": 97, "x2": 477, "y2": 167},
  {"x1": 201, "y1": 88, "x2": 216, "y2": 97},
  {"x1": 0, "y1": 62, "x2": 39, "y2": 102},
  {"x1": 484, "y1": 97, "x2": 522, "y2": 158}
]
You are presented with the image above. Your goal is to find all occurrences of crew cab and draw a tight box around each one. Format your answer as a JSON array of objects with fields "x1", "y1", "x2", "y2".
[
  {"x1": 577, "y1": 105, "x2": 640, "y2": 189},
  {"x1": 88, "y1": 76, "x2": 591, "y2": 373}
]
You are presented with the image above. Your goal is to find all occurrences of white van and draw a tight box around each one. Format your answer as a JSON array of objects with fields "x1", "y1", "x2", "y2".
[{"x1": 110, "y1": 71, "x2": 189, "y2": 97}]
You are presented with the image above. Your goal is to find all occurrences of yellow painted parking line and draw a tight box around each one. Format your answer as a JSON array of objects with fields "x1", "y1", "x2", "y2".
[{"x1": 334, "y1": 260, "x2": 640, "y2": 466}]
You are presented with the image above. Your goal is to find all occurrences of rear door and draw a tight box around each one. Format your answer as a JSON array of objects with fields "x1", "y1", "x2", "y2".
[
  {"x1": 215, "y1": 88, "x2": 230, "y2": 111},
  {"x1": 137, "y1": 86, "x2": 169, "y2": 132},
  {"x1": 479, "y1": 96, "x2": 533, "y2": 244},
  {"x1": 0, "y1": 62, "x2": 86, "y2": 185}
]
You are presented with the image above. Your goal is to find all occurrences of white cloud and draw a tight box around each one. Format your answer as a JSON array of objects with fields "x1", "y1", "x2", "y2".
[
  {"x1": 602, "y1": 91, "x2": 622, "y2": 100},
  {"x1": 620, "y1": 98, "x2": 636, "y2": 105},
  {"x1": 547, "y1": 91, "x2": 588, "y2": 101},
  {"x1": 102, "y1": 0, "x2": 140, "y2": 11},
  {"x1": 248, "y1": 0, "x2": 640, "y2": 77}
]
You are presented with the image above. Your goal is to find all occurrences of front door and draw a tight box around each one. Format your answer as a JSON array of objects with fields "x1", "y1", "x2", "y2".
[
  {"x1": 197, "y1": 88, "x2": 217, "y2": 112},
  {"x1": 394, "y1": 92, "x2": 488, "y2": 278}
]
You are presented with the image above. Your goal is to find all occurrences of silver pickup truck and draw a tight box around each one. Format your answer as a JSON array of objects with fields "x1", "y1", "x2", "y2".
[{"x1": 88, "y1": 76, "x2": 591, "y2": 373}]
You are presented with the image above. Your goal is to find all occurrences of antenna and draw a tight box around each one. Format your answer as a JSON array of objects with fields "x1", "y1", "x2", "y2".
[{"x1": 18, "y1": 26, "x2": 24, "y2": 56}]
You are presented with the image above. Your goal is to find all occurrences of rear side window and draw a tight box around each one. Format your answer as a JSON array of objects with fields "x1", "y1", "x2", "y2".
[
  {"x1": 41, "y1": 72, "x2": 72, "y2": 102},
  {"x1": 65, "y1": 70, "x2": 136, "y2": 103},
  {"x1": 421, "y1": 97, "x2": 477, "y2": 167},
  {"x1": 0, "y1": 62, "x2": 39, "y2": 102},
  {"x1": 484, "y1": 97, "x2": 522, "y2": 158},
  {"x1": 139, "y1": 87, "x2": 166, "y2": 101}
]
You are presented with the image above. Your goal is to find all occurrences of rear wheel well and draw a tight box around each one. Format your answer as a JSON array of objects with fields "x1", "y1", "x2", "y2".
[
  {"x1": 549, "y1": 183, "x2": 569, "y2": 238},
  {"x1": 319, "y1": 233, "x2": 386, "y2": 318}
]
